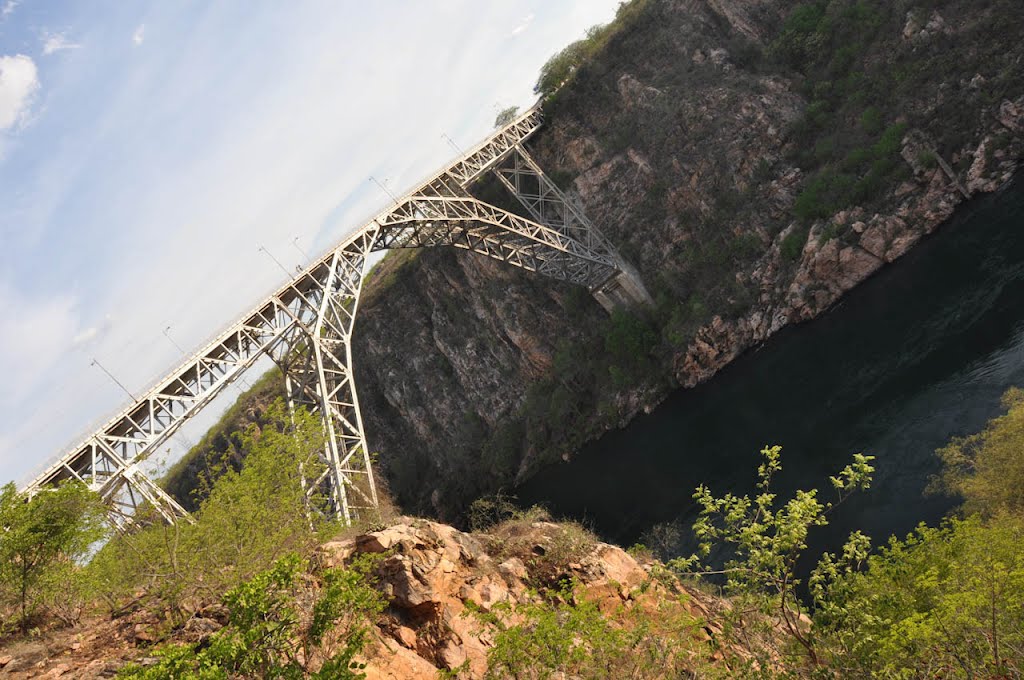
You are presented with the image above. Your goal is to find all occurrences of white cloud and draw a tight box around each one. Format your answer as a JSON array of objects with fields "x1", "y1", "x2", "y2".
[
  {"x1": 0, "y1": 0, "x2": 627, "y2": 485},
  {"x1": 511, "y1": 13, "x2": 535, "y2": 36},
  {"x1": 42, "y1": 31, "x2": 82, "y2": 56},
  {"x1": 71, "y1": 315, "x2": 113, "y2": 347},
  {"x1": 0, "y1": 55, "x2": 39, "y2": 131},
  {"x1": 1, "y1": 0, "x2": 18, "y2": 19},
  {"x1": 0, "y1": 284, "x2": 80, "y2": 402}
]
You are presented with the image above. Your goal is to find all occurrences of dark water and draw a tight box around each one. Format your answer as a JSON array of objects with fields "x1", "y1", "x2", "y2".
[{"x1": 517, "y1": 174, "x2": 1024, "y2": 558}]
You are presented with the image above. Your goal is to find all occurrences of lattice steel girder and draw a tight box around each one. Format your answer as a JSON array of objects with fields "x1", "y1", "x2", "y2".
[
  {"x1": 493, "y1": 146, "x2": 618, "y2": 259},
  {"x1": 432, "y1": 106, "x2": 543, "y2": 187},
  {"x1": 22, "y1": 264, "x2": 339, "y2": 524},
  {"x1": 375, "y1": 195, "x2": 617, "y2": 285},
  {"x1": 23, "y1": 101, "x2": 637, "y2": 529},
  {"x1": 275, "y1": 227, "x2": 381, "y2": 524}
]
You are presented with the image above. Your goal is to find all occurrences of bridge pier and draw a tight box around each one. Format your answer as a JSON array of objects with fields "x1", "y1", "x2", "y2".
[{"x1": 591, "y1": 261, "x2": 653, "y2": 312}]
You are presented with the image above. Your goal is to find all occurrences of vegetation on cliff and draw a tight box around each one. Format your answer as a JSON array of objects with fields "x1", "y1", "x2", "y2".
[
  {"x1": 4, "y1": 383, "x2": 1024, "y2": 676},
  {"x1": 351, "y1": 0, "x2": 1024, "y2": 521},
  {"x1": 152, "y1": 0, "x2": 1024, "y2": 526}
]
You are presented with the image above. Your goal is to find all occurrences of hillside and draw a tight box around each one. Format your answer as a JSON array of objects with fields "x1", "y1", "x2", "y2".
[
  {"x1": 162, "y1": 0, "x2": 1024, "y2": 522},
  {"x1": 352, "y1": 0, "x2": 1024, "y2": 519},
  {"x1": 0, "y1": 517, "x2": 754, "y2": 678}
]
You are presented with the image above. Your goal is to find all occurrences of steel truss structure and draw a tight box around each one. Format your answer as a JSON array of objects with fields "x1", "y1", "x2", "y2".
[{"x1": 23, "y1": 104, "x2": 649, "y2": 527}]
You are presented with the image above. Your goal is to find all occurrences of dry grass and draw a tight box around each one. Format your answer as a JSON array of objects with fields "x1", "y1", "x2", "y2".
[{"x1": 479, "y1": 506, "x2": 600, "y2": 588}]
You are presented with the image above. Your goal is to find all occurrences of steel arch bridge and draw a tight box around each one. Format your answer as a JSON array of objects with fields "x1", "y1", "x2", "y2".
[{"x1": 22, "y1": 104, "x2": 651, "y2": 528}]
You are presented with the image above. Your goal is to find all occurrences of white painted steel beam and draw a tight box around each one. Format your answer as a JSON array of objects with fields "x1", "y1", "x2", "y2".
[{"x1": 22, "y1": 103, "x2": 641, "y2": 527}]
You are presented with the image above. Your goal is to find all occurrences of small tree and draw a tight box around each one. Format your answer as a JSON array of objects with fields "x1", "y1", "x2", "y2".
[
  {"x1": 118, "y1": 552, "x2": 386, "y2": 679},
  {"x1": 0, "y1": 480, "x2": 107, "y2": 631},
  {"x1": 534, "y1": 40, "x2": 588, "y2": 96},
  {"x1": 671, "y1": 445, "x2": 874, "y2": 668},
  {"x1": 493, "y1": 106, "x2": 519, "y2": 128},
  {"x1": 86, "y1": 401, "x2": 338, "y2": 619}
]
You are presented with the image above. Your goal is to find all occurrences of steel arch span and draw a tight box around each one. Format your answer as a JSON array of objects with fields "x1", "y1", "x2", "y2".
[{"x1": 22, "y1": 104, "x2": 651, "y2": 528}]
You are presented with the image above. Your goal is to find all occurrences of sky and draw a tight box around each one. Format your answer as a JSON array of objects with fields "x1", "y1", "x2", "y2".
[{"x1": 0, "y1": 0, "x2": 623, "y2": 486}]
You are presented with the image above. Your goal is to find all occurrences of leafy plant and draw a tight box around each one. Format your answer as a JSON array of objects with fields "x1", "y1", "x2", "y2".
[
  {"x1": 671, "y1": 445, "x2": 875, "y2": 668},
  {"x1": 483, "y1": 580, "x2": 699, "y2": 679},
  {"x1": 931, "y1": 386, "x2": 1024, "y2": 516},
  {"x1": 118, "y1": 552, "x2": 386, "y2": 679},
  {"x1": 86, "y1": 401, "x2": 340, "y2": 621},
  {"x1": 493, "y1": 106, "x2": 519, "y2": 128},
  {"x1": 815, "y1": 515, "x2": 1024, "y2": 677},
  {"x1": 0, "y1": 481, "x2": 107, "y2": 632}
]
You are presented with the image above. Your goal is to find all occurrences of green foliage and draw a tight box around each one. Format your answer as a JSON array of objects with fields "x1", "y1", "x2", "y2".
[
  {"x1": 603, "y1": 308, "x2": 657, "y2": 387},
  {"x1": 483, "y1": 580, "x2": 699, "y2": 679},
  {"x1": 535, "y1": 39, "x2": 589, "y2": 98},
  {"x1": 780, "y1": 225, "x2": 810, "y2": 261},
  {"x1": 815, "y1": 515, "x2": 1024, "y2": 677},
  {"x1": 792, "y1": 121, "x2": 909, "y2": 222},
  {"x1": 162, "y1": 367, "x2": 285, "y2": 510},
  {"x1": 86, "y1": 401, "x2": 339, "y2": 619},
  {"x1": 859, "y1": 105, "x2": 883, "y2": 135},
  {"x1": 671, "y1": 445, "x2": 875, "y2": 667},
  {"x1": 493, "y1": 106, "x2": 518, "y2": 128},
  {"x1": 768, "y1": 2, "x2": 920, "y2": 222},
  {"x1": 0, "y1": 481, "x2": 107, "y2": 632},
  {"x1": 534, "y1": 0, "x2": 648, "y2": 97},
  {"x1": 932, "y1": 387, "x2": 1024, "y2": 516},
  {"x1": 769, "y1": 1, "x2": 829, "y2": 70},
  {"x1": 118, "y1": 552, "x2": 386, "y2": 679}
]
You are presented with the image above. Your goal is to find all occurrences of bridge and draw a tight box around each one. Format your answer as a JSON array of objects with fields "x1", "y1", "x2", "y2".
[{"x1": 22, "y1": 104, "x2": 651, "y2": 528}]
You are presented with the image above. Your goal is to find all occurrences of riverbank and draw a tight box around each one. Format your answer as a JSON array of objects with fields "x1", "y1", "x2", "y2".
[
  {"x1": 161, "y1": 1, "x2": 1024, "y2": 525},
  {"x1": 351, "y1": 0, "x2": 1024, "y2": 521},
  {"x1": 519, "y1": 172, "x2": 1024, "y2": 556}
]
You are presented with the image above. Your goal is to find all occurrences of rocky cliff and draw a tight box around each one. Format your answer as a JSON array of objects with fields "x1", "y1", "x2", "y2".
[
  {"x1": 352, "y1": 0, "x2": 1024, "y2": 520},
  {"x1": 0, "y1": 519, "x2": 750, "y2": 678}
]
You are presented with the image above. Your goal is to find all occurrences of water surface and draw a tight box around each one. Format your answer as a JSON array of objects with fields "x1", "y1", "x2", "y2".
[{"x1": 517, "y1": 175, "x2": 1024, "y2": 557}]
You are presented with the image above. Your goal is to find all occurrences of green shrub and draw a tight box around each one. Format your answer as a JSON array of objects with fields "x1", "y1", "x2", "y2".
[
  {"x1": 86, "y1": 402, "x2": 339, "y2": 620},
  {"x1": 118, "y1": 553, "x2": 386, "y2": 679},
  {"x1": 859, "y1": 106, "x2": 883, "y2": 135},
  {"x1": 932, "y1": 387, "x2": 1024, "y2": 516},
  {"x1": 0, "y1": 481, "x2": 107, "y2": 632},
  {"x1": 816, "y1": 515, "x2": 1024, "y2": 677},
  {"x1": 780, "y1": 225, "x2": 810, "y2": 261}
]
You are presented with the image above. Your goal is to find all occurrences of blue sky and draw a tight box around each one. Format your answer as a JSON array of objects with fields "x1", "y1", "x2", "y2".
[{"x1": 0, "y1": 0, "x2": 622, "y2": 485}]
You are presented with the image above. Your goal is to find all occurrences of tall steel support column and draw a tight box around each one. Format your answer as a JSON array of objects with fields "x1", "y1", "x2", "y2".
[
  {"x1": 23, "y1": 103, "x2": 652, "y2": 528},
  {"x1": 290, "y1": 227, "x2": 380, "y2": 524}
]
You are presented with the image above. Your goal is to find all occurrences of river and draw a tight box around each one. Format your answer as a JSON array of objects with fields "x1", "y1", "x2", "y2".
[{"x1": 516, "y1": 174, "x2": 1024, "y2": 559}]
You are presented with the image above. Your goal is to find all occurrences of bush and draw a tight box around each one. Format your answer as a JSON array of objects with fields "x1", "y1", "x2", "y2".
[
  {"x1": 932, "y1": 387, "x2": 1024, "y2": 516},
  {"x1": 780, "y1": 225, "x2": 810, "y2": 261},
  {"x1": 86, "y1": 402, "x2": 340, "y2": 620},
  {"x1": 859, "y1": 106, "x2": 883, "y2": 135},
  {"x1": 118, "y1": 552, "x2": 386, "y2": 679},
  {"x1": 484, "y1": 580, "x2": 701, "y2": 679},
  {"x1": 0, "y1": 481, "x2": 107, "y2": 632},
  {"x1": 493, "y1": 106, "x2": 518, "y2": 128},
  {"x1": 817, "y1": 515, "x2": 1024, "y2": 677},
  {"x1": 671, "y1": 445, "x2": 875, "y2": 668},
  {"x1": 534, "y1": 0, "x2": 649, "y2": 97}
]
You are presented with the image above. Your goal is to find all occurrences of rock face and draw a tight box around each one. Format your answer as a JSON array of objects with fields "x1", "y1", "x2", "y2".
[
  {"x1": 318, "y1": 519, "x2": 721, "y2": 678},
  {"x1": 351, "y1": 0, "x2": 1024, "y2": 518},
  {"x1": 4, "y1": 519, "x2": 730, "y2": 679}
]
